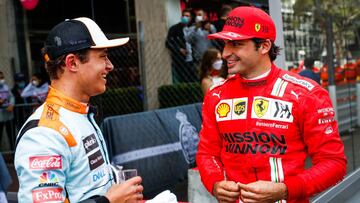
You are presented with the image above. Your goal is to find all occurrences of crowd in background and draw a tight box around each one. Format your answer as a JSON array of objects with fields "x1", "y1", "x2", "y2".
[{"x1": 0, "y1": 71, "x2": 49, "y2": 151}]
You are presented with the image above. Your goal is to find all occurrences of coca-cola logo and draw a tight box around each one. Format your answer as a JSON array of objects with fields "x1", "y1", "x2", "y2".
[
  {"x1": 32, "y1": 188, "x2": 63, "y2": 203},
  {"x1": 29, "y1": 155, "x2": 62, "y2": 170}
]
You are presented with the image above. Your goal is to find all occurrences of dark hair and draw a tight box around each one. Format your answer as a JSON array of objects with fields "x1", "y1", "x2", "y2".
[
  {"x1": 182, "y1": 8, "x2": 195, "y2": 24},
  {"x1": 219, "y1": 5, "x2": 232, "y2": 17},
  {"x1": 304, "y1": 57, "x2": 315, "y2": 69},
  {"x1": 41, "y1": 48, "x2": 90, "y2": 80},
  {"x1": 251, "y1": 38, "x2": 280, "y2": 62},
  {"x1": 199, "y1": 48, "x2": 221, "y2": 81}
]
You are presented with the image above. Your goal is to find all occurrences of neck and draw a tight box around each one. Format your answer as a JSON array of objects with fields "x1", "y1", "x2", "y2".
[{"x1": 51, "y1": 79, "x2": 90, "y2": 103}]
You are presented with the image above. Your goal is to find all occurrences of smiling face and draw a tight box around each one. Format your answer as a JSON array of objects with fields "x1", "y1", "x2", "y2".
[
  {"x1": 77, "y1": 48, "x2": 114, "y2": 97},
  {"x1": 222, "y1": 39, "x2": 270, "y2": 78}
]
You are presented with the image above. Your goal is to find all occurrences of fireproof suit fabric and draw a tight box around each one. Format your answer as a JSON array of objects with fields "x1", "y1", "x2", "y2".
[
  {"x1": 196, "y1": 65, "x2": 347, "y2": 203},
  {"x1": 15, "y1": 87, "x2": 113, "y2": 203}
]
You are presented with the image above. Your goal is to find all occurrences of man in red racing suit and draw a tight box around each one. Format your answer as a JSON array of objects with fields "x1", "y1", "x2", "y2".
[{"x1": 196, "y1": 6, "x2": 347, "y2": 203}]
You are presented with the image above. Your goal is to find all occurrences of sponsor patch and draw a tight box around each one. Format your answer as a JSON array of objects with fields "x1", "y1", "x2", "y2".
[
  {"x1": 251, "y1": 97, "x2": 293, "y2": 123},
  {"x1": 255, "y1": 121, "x2": 289, "y2": 129},
  {"x1": 83, "y1": 134, "x2": 99, "y2": 154},
  {"x1": 318, "y1": 117, "x2": 335, "y2": 124},
  {"x1": 32, "y1": 188, "x2": 63, "y2": 203},
  {"x1": 93, "y1": 168, "x2": 107, "y2": 182},
  {"x1": 216, "y1": 98, "x2": 248, "y2": 121},
  {"x1": 88, "y1": 150, "x2": 104, "y2": 171},
  {"x1": 317, "y1": 107, "x2": 335, "y2": 116},
  {"x1": 271, "y1": 78, "x2": 288, "y2": 98},
  {"x1": 254, "y1": 98, "x2": 269, "y2": 118},
  {"x1": 325, "y1": 126, "x2": 334, "y2": 135},
  {"x1": 225, "y1": 16, "x2": 244, "y2": 28},
  {"x1": 282, "y1": 74, "x2": 314, "y2": 91},
  {"x1": 29, "y1": 155, "x2": 62, "y2": 170},
  {"x1": 39, "y1": 171, "x2": 59, "y2": 187}
]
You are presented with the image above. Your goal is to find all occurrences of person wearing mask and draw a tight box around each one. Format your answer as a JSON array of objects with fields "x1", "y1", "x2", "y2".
[
  {"x1": 199, "y1": 48, "x2": 226, "y2": 94},
  {"x1": 0, "y1": 71, "x2": 15, "y2": 150},
  {"x1": 166, "y1": 8, "x2": 196, "y2": 83},
  {"x1": 299, "y1": 57, "x2": 321, "y2": 84},
  {"x1": 15, "y1": 17, "x2": 143, "y2": 203},
  {"x1": 21, "y1": 72, "x2": 49, "y2": 103},
  {"x1": 188, "y1": 9, "x2": 217, "y2": 64},
  {"x1": 196, "y1": 6, "x2": 346, "y2": 203}
]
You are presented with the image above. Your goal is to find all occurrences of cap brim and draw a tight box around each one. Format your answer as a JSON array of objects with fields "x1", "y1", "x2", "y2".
[
  {"x1": 91, "y1": 37, "x2": 130, "y2": 49},
  {"x1": 208, "y1": 31, "x2": 253, "y2": 41}
]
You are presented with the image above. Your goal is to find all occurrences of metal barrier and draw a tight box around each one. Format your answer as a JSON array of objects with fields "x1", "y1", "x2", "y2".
[{"x1": 336, "y1": 83, "x2": 358, "y2": 133}]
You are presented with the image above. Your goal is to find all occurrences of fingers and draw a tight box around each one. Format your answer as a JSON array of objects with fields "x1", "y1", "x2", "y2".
[
  {"x1": 237, "y1": 182, "x2": 253, "y2": 192},
  {"x1": 126, "y1": 176, "x2": 142, "y2": 185}
]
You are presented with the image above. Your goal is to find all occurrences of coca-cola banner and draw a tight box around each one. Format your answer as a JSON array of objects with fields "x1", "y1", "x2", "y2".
[
  {"x1": 29, "y1": 155, "x2": 62, "y2": 170},
  {"x1": 20, "y1": 0, "x2": 39, "y2": 10}
]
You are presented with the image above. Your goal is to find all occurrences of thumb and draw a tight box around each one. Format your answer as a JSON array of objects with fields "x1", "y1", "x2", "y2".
[{"x1": 237, "y1": 182, "x2": 252, "y2": 191}]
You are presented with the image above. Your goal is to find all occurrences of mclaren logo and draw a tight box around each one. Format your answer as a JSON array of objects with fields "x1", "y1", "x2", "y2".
[
  {"x1": 234, "y1": 100, "x2": 246, "y2": 116},
  {"x1": 254, "y1": 98, "x2": 269, "y2": 118},
  {"x1": 255, "y1": 23, "x2": 261, "y2": 32}
]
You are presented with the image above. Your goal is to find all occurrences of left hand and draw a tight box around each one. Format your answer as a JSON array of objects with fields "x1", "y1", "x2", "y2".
[
  {"x1": 238, "y1": 180, "x2": 287, "y2": 203},
  {"x1": 6, "y1": 105, "x2": 14, "y2": 112}
]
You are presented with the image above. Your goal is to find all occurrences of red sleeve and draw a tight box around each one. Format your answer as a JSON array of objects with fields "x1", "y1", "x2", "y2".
[
  {"x1": 196, "y1": 91, "x2": 225, "y2": 194},
  {"x1": 284, "y1": 87, "x2": 347, "y2": 199}
]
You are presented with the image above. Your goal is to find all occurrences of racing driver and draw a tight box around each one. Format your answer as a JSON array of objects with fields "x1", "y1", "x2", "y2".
[{"x1": 196, "y1": 6, "x2": 347, "y2": 203}]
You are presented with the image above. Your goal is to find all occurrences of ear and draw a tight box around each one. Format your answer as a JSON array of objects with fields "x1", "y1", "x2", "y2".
[
  {"x1": 260, "y1": 39, "x2": 272, "y2": 55},
  {"x1": 64, "y1": 54, "x2": 79, "y2": 72}
]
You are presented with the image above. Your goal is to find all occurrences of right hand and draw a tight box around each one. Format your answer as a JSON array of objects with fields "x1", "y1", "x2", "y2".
[
  {"x1": 213, "y1": 180, "x2": 240, "y2": 203},
  {"x1": 105, "y1": 176, "x2": 143, "y2": 203}
]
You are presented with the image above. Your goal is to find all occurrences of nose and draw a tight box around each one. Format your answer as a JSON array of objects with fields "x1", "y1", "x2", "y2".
[
  {"x1": 222, "y1": 43, "x2": 232, "y2": 59},
  {"x1": 105, "y1": 57, "x2": 114, "y2": 72}
]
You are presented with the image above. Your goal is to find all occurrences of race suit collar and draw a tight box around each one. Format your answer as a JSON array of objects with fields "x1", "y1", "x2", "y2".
[
  {"x1": 46, "y1": 86, "x2": 89, "y2": 114},
  {"x1": 238, "y1": 64, "x2": 280, "y2": 87}
]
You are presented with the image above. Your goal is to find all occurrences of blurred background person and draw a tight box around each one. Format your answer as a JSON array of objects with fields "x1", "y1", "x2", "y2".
[
  {"x1": 213, "y1": 5, "x2": 232, "y2": 32},
  {"x1": 199, "y1": 48, "x2": 226, "y2": 94},
  {"x1": 166, "y1": 8, "x2": 196, "y2": 83},
  {"x1": 11, "y1": 73, "x2": 28, "y2": 128},
  {"x1": 299, "y1": 57, "x2": 321, "y2": 84},
  {"x1": 188, "y1": 9, "x2": 217, "y2": 64},
  {"x1": 0, "y1": 71, "x2": 15, "y2": 151},
  {"x1": 21, "y1": 72, "x2": 49, "y2": 103}
]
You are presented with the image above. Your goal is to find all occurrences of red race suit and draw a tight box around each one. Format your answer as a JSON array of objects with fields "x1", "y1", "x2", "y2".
[{"x1": 196, "y1": 65, "x2": 347, "y2": 203}]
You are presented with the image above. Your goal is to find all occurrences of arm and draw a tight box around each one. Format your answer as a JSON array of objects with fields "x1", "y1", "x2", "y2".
[
  {"x1": 283, "y1": 87, "x2": 347, "y2": 199},
  {"x1": 15, "y1": 127, "x2": 71, "y2": 203},
  {"x1": 20, "y1": 83, "x2": 35, "y2": 98},
  {"x1": 196, "y1": 91, "x2": 225, "y2": 193}
]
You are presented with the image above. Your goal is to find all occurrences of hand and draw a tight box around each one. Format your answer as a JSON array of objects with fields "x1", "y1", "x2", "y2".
[
  {"x1": 0, "y1": 99, "x2": 4, "y2": 105},
  {"x1": 6, "y1": 105, "x2": 14, "y2": 112},
  {"x1": 213, "y1": 180, "x2": 240, "y2": 203},
  {"x1": 105, "y1": 176, "x2": 143, "y2": 203},
  {"x1": 238, "y1": 181, "x2": 287, "y2": 203},
  {"x1": 180, "y1": 48, "x2": 187, "y2": 56}
]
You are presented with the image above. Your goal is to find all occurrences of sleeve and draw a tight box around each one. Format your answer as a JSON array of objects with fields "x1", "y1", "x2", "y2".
[
  {"x1": 283, "y1": 87, "x2": 347, "y2": 200},
  {"x1": 21, "y1": 83, "x2": 35, "y2": 98},
  {"x1": 14, "y1": 126, "x2": 71, "y2": 203},
  {"x1": 195, "y1": 91, "x2": 225, "y2": 194}
]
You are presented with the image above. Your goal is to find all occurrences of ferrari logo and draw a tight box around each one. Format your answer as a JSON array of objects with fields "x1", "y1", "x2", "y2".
[
  {"x1": 254, "y1": 98, "x2": 269, "y2": 118},
  {"x1": 255, "y1": 23, "x2": 261, "y2": 32}
]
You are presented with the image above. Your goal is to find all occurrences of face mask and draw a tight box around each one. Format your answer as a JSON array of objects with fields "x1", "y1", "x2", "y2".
[
  {"x1": 195, "y1": 15, "x2": 203, "y2": 23},
  {"x1": 32, "y1": 80, "x2": 39, "y2": 87},
  {"x1": 181, "y1": 16, "x2": 190, "y2": 25},
  {"x1": 0, "y1": 79, "x2": 5, "y2": 85},
  {"x1": 212, "y1": 60, "x2": 223, "y2": 70}
]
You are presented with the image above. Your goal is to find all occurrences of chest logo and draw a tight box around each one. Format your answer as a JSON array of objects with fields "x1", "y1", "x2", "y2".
[
  {"x1": 254, "y1": 98, "x2": 269, "y2": 118},
  {"x1": 217, "y1": 103, "x2": 230, "y2": 118},
  {"x1": 234, "y1": 100, "x2": 246, "y2": 116}
]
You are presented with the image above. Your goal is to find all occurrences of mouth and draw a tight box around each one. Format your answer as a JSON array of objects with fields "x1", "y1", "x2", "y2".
[
  {"x1": 226, "y1": 57, "x2": 239, "y2": 68},
  {"x1": 101, "y1": 74, "x2": 107, "y2": 82}
]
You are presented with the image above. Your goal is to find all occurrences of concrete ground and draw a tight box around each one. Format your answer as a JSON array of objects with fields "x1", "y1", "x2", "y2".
[{"x1": 4, "y1": 127, "x2": 360, "y2": 202}]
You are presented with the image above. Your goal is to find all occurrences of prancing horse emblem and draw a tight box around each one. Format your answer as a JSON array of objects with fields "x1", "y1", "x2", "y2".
[{"x1": 254, "y1": 98, "x2": 269, "y2": 118}]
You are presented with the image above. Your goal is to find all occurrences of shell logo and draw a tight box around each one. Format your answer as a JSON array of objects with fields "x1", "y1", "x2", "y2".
[{"x1": 217, "y1": 103, "x2": 230, "y2": 118}]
